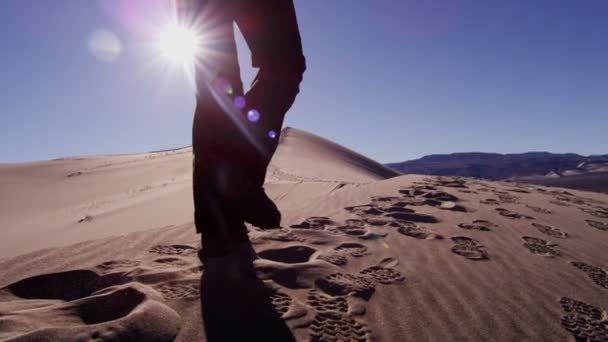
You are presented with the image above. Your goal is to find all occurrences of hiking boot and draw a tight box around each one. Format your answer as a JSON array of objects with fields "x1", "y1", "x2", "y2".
[{"x1": 238, "y1": 186, "x2": 281, "y2": 229}]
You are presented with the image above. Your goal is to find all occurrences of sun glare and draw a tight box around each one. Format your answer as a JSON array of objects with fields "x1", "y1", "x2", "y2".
[{"x1": 157, "y1": 22, "x2": 203, "y2": 69}]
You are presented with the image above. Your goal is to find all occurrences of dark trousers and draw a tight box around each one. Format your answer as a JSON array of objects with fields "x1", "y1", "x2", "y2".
[{"x1": 180, "y1": 0, "x2": 306, "y2": 239}]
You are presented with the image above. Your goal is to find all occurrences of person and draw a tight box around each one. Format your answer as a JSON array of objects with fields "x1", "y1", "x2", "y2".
[{"x1": 176, "y1": 0, "x2": 306, "y2": 259}]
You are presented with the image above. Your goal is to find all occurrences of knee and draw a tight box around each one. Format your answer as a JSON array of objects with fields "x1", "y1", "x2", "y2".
[
  {"x1": 257, "y1": 53, "x2": 306, "y2": 90},
  {"x1": 287, "y1": 53, "x2": 306, "y2": 82},
  {"x1": 283, "y1": 53, "x2": 306, "y2": 87},
  {"x1": 246, "y1": 54, "x2": 306, "y2": 112}
]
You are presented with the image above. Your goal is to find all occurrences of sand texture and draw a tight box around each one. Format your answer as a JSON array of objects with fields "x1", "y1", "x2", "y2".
[{"x1": 1, "y1": 128, "x2": 607, "y2": 341}]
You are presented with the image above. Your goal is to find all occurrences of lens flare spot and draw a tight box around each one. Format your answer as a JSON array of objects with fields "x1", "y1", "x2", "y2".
[
  {"x1": 213, "y1": 78, "x2": 232, "y2": 94},
  {"x1": 247, "y1": 109, "x2": 260, "y2": 122},
  {"x1": 233, "y1": 96, "x2": 246, "y2": 109},
  {"x1": 212, "y1": 78, "x2": 231, "y2": 93},
  {"x1": 88, "y1": 30, "x2": 122, "y2": 62},
  {"x1": 268, "y1": 130, "x2": 277, "y2": 139}
]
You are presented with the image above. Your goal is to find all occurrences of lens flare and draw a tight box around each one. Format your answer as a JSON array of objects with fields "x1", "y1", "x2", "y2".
[
  {"x1": 88, "y1": 30, "x2": 122, "y2": 62},
  {"x1": 247, "y1": 109, "x2": 260, "y2": 122},
  {"x1": 268, "y1": 130, "x2": 277, "y2": 139},
  {"x1": 212, "y1": 77, "x2": 232, "y2": 94},
  {"x1": 157, "y1": 22, "x2": 203, "y2": 69},
  {"x1": 233, "y1": 96, "x2": 246, "y2": 109}
]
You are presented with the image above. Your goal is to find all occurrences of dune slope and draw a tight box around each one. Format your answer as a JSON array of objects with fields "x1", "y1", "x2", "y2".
[{"x1": 1, "y1": 128, "x2": 607, "y2": 341}]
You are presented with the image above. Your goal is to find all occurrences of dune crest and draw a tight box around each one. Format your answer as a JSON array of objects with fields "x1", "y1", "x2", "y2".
[{"x1": 268, "y1": 127, "x2": 401, "y2": 182}]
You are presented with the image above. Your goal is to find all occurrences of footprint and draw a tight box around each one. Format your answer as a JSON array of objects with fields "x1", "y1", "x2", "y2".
[
  {"x1": 457, "y1": 220, "x2": 497, "y2": 231},
  {"x1": 480, "y1": 199, "x2": 500, "y2": 205},
  {"x1": 363, "y1": 217, "x2": 397, "y2": 227},
  {"x1": 336, "y1": 221, "x2": 368, "y2": 236},
  {"x1": 345, "y1": 219, "x2": 366, "y2": 227},
  {"x1": 421, "y1": 197, "x2": 467, "y2": 212},
  {"x1": 430, "y1": 177, "x2": 469, "y2": 189},
  {"x1": 560, "y1": 297, "x2": 604, "y2": 319},
  {"x1": 437, "y1": 201, "x2": 468, "y2": 212},
  {"x1": 450, "y1": 237, "x2": 489, "y2": 260},
  {"x1": 411, "y1": 182, "x2": 438, "y2": 191},
  {"x1": 148, "y1": 244, "x2": 197, "y2": 256},
  {"x1": 586, "y1": 220, "x2": 608, "y2": 231},
  {"x1": 532, "y1": 223, "x2": 568, "y2": 238},
  {"x1": 396, "y1": 222, "x2": 443, "y2": 240},
  {"x1": 421, "y1": 191, "x2": 459, "y2": 202},
  {"x1": 398, "y1": 188, "x2": 427, "y2": 198},
  {"x1": 493, "y1": 191, "x2": 520, "y2": 204},
  {"x1": 270, "y1": 291, "x2": 293, "y2": 317},
  {"x1": 154, "y1": 257, "x2": 190, "y2": 267},
  {"x1": 96, "y1": 260, "x2": 141, "y2": 271},
  {"x1": 309, "y1": 311, "x2": 370, "y2": 342},
  {"x1": 358, "y1": 231, "x2": 390, "y2": 241},
  {"x1": 335, "y1": 243, "x2": 369, "y2": 258},
  {"x1": 315, "y1": 273, "x2": 376, "y2": 300},
  {"x1": 359, "y1": 266, "x2": 404, "y2": 285},
  {"x1": 421, "y1": 198, "x2": 442, "y2": 207},
  {"x1": 2, "y1": 273, "x2": 180, "y2": 341},
  {"x1": 344, "y1": 204, "x2": 385, "y2": 217},
  {"x1": 258, "y1": 246, "x2": 317, "y2": 264},
  {"x1": 318, "y1": 253, "x2": 348, "y2": 266},
  {"x1": 257, "y1": 230, "x2": 306, "y2": 242},
  {"x1": 371, "y1": 196, "x2": 403, "y2": 203},
  {"x1": 508, "y1": 188, "x2": 531, "y2": 194},
  {"x1": 156, "y1": 279, "x2": 200, "y2": 300},
  {"x1": 526, "y1": 205, "x2": 553, "y2": 214},
  {"x1": 571, "y1": 262, "x2": 608, "y2": 290},
  {"x1": 559, "y1": 297, "x2": 608, "y2": 342},
  {"x1": 5, "y1": 269, "x2": 122, "y2": 301},
  {"x1": 381, "y1": 206, "x2": 416, "y2": 214},
  {"x1": 553, "y1": 192, "x2": 593, "y2": 206},
  {"x1": 307, "y1": 289, "x2": 348, "y2": 313},
  {"x1": 522, "y1": 236, "x2": 559, "y2": 257},
  {"x1": 582, "y1": 207, "x2": 608, "y2": 219},
  {"x1": 495, "y1": 208, "x2": 534, "y2": 220},
  {"x1": 383, "y1": 212, "x2": 440, "y2": 224},
  {"x1": 290, "y1": 217, "x2": 337, "y2": 230}
]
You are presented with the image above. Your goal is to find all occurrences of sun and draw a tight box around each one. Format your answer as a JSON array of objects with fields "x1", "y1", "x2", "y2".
[{"x1": 157, "y1": 22, "x2": 203, "y2": 69}]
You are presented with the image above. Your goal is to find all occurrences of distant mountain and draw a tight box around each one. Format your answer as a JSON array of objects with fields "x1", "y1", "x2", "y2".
[
  {"x1": 518, "y1": 172, "x2": 608, "y2": 193},
  {"x1": 387, "y1": 152, "x2": 608, "y2": 192}
]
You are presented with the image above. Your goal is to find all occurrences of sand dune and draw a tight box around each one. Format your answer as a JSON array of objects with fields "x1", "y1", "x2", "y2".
[
  {"x1": 1, "y1": 128, "x2": 608, "y2": 341},
  {"x1": 268, "y1": 128, "x2": 401, "y2": 182}
]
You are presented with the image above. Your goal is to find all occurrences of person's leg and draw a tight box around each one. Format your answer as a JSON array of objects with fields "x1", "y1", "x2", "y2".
[
  {"x1": 189, "y1": 0, "x2": 249, "y2": 255},
  {"x1": 190, "y1": 0, "x2": 305, "y2": 239},
  {"x1": 226, "y1": 0, "x2": 305, "y2": 227},
  {"x1": 236, "y1": 0, "x2": 306, "y2": 185}
]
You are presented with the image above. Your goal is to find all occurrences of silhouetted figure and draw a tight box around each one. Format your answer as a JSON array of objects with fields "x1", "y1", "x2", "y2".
[
  {"x1": 177, "y1": 0, "x2": 306, "y2": 258},
  {"x1": 176, "y1": 1, "x2": 304, "y2": 340}
]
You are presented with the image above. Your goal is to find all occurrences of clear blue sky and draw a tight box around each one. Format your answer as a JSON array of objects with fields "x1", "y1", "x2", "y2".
[{"x1": 1, "y1": 0, "x2": 606, "y2": 163}]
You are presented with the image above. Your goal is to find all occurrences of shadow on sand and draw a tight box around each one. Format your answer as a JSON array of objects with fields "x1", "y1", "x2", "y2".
[{"x1": 200, "y1": 242, "x2": 296, "y2": 341}]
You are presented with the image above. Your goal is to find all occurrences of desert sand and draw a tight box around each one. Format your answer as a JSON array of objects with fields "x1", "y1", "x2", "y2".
[{"x1": 1, "y1": 127, "x2": 607, "y2": 341}]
